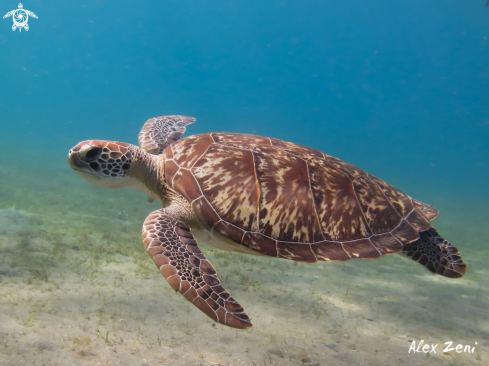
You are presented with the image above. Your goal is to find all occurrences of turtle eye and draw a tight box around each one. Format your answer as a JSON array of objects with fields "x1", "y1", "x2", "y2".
[{"x1": 80, "y1": 147, "x2": 103, "y2": 162}]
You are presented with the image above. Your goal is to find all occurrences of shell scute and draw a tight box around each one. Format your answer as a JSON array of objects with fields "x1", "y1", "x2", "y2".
[
  {"x1": 269, "y1": 138, "x2": 324, "y2": 160},
  {"x1": 277, "y1": 242, "x2": 317, "y2": 263},
  {"x1": 308, "y1": 157, "x2": 371, "y2": 241},
  {"x1": 192, "y1": 144, "x2": 258, "y2": 231},
  {"x1": 172, "y1": 168, "x2": 202, "y2": 202},
  {"x1": 323, "y1": 154, "x2": 367, "y2": 179},
  {"x1": 312, "y1": 241, "x2": 351, "y2": 261},
  {"x1": 391, "y1": 220, "x2": 419, "y2": 243},
  {"x1": 371, "y1": 176, "x2": 414, "y2": 218},
  {"x1": 406, "y1": 210, "x2": 431, "y2": 231},
  {"x1": 342, "y1": 238, "x2": 381, "y2": 259},
  {"x1": 213, "y1": 221, "x2": 246, "y2": 244},
  {"x1": 353, "y1": 175, "x2": 402, "y2": 234},
  {"x1": 171, "y1": 133, "x2": 214, "y2": 169},
  {"x1": 413, "y1": 199, "x2": 439, "y2": 221},
  {"x1": 253, "y1": 145, "x2": 323, "y2": 243},
  {"x1": 212, "y1": 132, "x2": 272, "y2": 149},
  {"x1": 370, "y1": 233, "x2": 403, "y2": 254},
  {"x1": 191, "y1": 197, "x2": 221, "y2": 230},
  {"x1": 241, "y1": 232, "x2": 277, "y2": 257}
]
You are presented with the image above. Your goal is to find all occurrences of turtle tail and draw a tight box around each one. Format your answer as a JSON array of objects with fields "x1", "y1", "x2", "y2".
[{"x1": 400, "y1": 227, "x2": 467, "y2": 278}]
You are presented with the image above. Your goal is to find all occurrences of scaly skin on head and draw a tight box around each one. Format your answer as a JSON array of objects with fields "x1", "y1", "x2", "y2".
[
  {"x1": 68, "y1": 139, "x2": 198, "y2": 225},
  {"x1": 68, "y1": 140, "x2": 166, "y2": 204}
]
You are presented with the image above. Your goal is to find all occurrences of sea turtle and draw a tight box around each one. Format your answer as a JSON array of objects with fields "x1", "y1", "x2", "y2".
[
  {"x1": 2, "y1": 3, "x2": 37, "y2": 32},
  {"x1": 68, "y1": 115, "x2": 467, "y2": 329}
]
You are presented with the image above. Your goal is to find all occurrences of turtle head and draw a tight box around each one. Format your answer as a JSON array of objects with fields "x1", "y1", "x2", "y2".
[{"x1": 68, "y1": 140, "x2": 136, "y2": 188}]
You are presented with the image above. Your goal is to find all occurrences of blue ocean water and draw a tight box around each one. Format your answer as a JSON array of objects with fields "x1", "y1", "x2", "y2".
[
  {"x1": 2, "y1": 1, "x2": 489, "y2": 197},
  {"x1": 0, "y1": 1, "x2": 488, "y2": 365}
]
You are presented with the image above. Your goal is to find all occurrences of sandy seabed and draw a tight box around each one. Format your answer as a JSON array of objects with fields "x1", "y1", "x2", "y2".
[{"x1": 0, "y1": 151, "x2": 488, "y2": 366}]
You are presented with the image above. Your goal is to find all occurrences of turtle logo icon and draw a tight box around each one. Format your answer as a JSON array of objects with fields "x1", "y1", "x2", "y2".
[{"x1": 3, "y1": 3, "x2": 37, "y2": 32}]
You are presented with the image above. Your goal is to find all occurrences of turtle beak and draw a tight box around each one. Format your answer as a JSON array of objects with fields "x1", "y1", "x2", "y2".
[
  {"x1": 68, "y1": 150, "x2": 103, "y2": 183},
  {"x1": 68, "y1": 150, "x2": 84, "y2": 169}
]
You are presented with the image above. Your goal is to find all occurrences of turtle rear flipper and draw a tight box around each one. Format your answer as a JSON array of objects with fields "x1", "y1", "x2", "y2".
[
  {"x1": 400, "y1": 227, "x2": 467, "y2": 278},
  {"x1": 142, "y1": 207, "x2": 252, "y2": 329}
]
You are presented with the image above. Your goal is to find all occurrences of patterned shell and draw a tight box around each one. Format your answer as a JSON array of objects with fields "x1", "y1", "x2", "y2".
[{"x1": 163, "y1": 133, "x2": 439, "y2": 262}]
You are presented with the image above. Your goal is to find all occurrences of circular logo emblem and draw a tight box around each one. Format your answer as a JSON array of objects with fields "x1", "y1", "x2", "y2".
[{"x1": 13, "y1": 9, "x2": 28, "y2": 28}]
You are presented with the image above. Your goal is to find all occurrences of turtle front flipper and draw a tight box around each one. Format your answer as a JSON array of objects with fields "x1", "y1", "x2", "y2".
[
  {"x1": 400, "y1": 227, "x2": 467, "y2": 278},
  {"x1": 142, "y1": 208, "x2": 252, "y2": 329},
  {"x1": 138, "y1": 115, "x2": 196, "y2": 155}
]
